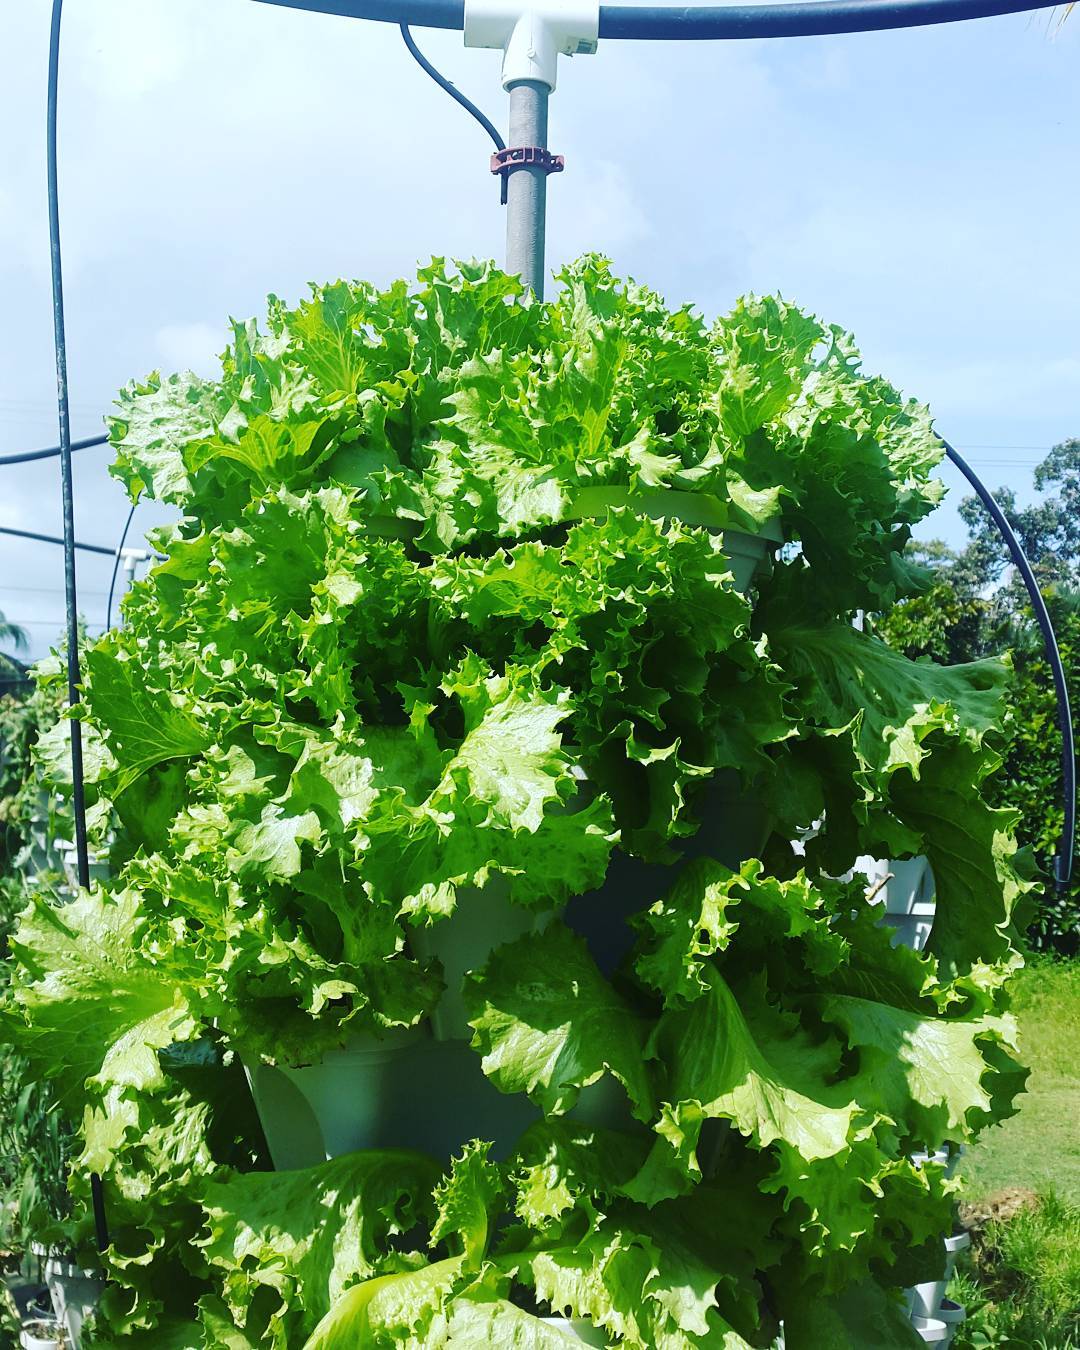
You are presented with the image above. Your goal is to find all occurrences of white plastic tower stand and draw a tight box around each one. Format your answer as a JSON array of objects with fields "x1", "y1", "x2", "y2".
[
  {"x1": 464, "y1": 0, "x2": 598, "y2": 297},
  {"x1": 464, "y1": 0, "x2": 599, "y2": 91}
]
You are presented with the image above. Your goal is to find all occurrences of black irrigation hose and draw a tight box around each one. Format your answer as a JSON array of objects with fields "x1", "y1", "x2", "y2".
[
  {"x1": 255, "y1": 0, "x2": 1058, "y2": 39},
  {"x1": 598, "y1": 0, "x2": 1059, "y2": 39},
  {"x1": 0, "y1": 432, "x2": 107, "y2": 467},
  {"x1": 106, "y1": 503, "x2": 138, "y2": 632},
  {"x1": 47, "y1": 0, "x2": 110, "y2": 1257},
  {"x1": 399, "y1": 22, "x2": 508, "y2": 202},
  {"x1": 943, "y1": 439, "x2": 1076, "y2": 889},
  {"x1": 400, "y1": 23, "x2": 505, "y2": 153}
]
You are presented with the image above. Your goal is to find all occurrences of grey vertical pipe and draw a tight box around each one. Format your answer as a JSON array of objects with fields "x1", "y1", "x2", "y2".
[{"x1": 505, "y1": 80, "x2": 548, "y2": 298}]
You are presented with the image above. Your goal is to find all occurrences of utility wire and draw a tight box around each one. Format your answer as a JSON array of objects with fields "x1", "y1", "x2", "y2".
[
  {"x1": 47, "y1": 0, "x2": 110, "y2": 1257},
  {"x1": 0, "y1": 618, "x2": 107, "y2": 630},
  {"x1": 0, "y1": 584, "x2": 110, "y2": 598},
  {"x1": 943, "y1": 439, "x2": 1076, "y2": 889},
  {"x1": 0, "y1": 432, "x2": 107, "y2": 467},
  {"x1": 399, "y1": 23, "x2": 508, "y2": 201}
]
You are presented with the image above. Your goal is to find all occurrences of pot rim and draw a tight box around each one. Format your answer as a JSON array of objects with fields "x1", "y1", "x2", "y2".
[{"x1": 936, "y1": 1298, "x2": 966, "y2": 1323}]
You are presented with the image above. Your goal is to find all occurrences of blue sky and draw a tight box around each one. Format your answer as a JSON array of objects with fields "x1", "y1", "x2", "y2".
[{"x1": 2, "y1": 0, "x2": 1078, "y2": 662}]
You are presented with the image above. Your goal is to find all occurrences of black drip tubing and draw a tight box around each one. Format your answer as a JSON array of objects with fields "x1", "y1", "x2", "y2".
[
  {"x1": 106, "y1": 503, "x2": 138, "y2": 632},
  {"x1": 943, "y1": 439, "x2": 1075, "y2": 889}
]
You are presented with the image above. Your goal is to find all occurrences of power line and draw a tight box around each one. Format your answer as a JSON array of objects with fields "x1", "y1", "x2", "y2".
[
  {"x1": 0, "y1": 584, "x2": 110, "y2": 598},
  {"x1": 2, "y1": 617, "x2": 106, "y2": 630}
]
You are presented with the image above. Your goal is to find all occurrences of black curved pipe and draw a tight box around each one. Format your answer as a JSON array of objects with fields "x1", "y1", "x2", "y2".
[
  {"x1": 599, "y1": 0, "x2": 1057, "y2": 40},
  {"x1": 943, "y1": 439, "x2": 1076, "y2": 890},
  {"x1": 256, "y1": 0, "x2": 464, "y2": 27},
  {"x1": 400, "y1": 23, "x2": 505, "y2": 153},
  {"x1": 254, "y1": 0, "x2": 1057, "y2": 39}
]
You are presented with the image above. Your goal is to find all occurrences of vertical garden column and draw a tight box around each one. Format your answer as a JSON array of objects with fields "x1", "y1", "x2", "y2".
[
  {"x1": 465, "y1": 0, "x2": 599, "y2": 297},
  {"x1": 505, "y1": 79, "x2": 549, "y2": 296}
]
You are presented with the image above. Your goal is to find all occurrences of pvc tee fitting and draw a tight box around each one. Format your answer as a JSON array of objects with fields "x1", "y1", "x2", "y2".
[{"x1": 465, "y1": 0, "x2": 599, "y2": 88}]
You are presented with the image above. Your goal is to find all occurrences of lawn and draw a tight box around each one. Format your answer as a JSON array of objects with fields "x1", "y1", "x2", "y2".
[
  {"x1": 960, "y1": 956, "x2": 1080, "y2": 1202},
  {"x1": 944, "y1": 958, "x2": 1080, "y2": 1348}
]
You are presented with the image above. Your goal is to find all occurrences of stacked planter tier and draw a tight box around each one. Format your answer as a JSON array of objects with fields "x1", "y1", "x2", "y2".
[
  {"x1": 43, "y1": 1255, "x2": 103, "y2": 1350},
  {"x1": 247, "y1": 518, "x2": 779, "y2": 1171}
]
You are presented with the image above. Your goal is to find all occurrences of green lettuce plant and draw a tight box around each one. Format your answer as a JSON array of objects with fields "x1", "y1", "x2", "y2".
[{"x1": 5, "y1": 258, "x2": 1033, "y2": 1347}]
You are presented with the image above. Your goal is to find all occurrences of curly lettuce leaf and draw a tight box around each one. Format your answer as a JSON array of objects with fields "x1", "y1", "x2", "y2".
[{"x1": 464, "y1": 925, "x2": 655, "y2": 1122}]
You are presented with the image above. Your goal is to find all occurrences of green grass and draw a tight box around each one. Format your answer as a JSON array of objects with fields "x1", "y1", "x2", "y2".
[
  {"x1": 951, "y1": 959, "x2": 1080, "y2": 1348},
  {"x1": 950, "y1": 1190, "x2": 1080, "y2": 1348},
  {"x1": 960, "y1": 957, "x2": 1080, "y2": 1204}
]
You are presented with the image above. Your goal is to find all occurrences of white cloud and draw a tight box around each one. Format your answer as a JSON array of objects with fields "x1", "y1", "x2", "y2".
[
  {"x1": 72, "y1": 0, "x2": 193, "y2": 101},
  {"x1": 155, "y1": 321, "x2": 224, "y2": 374},
  {"x1": 552, "y1": 159, "x2": 653, "y2": 261},
  {"x1": 897, "y1": 354, "x2": 1080, "y2": 421},
  {"x1": 2, "y1": 0, "x2": 1079, "y2": 659}
]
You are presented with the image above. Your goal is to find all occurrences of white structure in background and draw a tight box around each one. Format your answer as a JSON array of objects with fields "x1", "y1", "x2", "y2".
[{"x1": 854, "y1": 854, "x2": 936, "y2": 952}]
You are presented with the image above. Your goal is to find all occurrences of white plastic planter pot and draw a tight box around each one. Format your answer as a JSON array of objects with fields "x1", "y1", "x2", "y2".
[
  {"x1": 247, "y1": 1031, "x2": 542, "y2": 1168},
  {"x1": 19, "y1": 1319, "x2": 66, "y2": 1350},
  {"x1": 44, "y1": 1256, "x2": 103, "y2": 1349},
  {"x1": 245, "y1": 1026, "x2": 425, "y2": 1171},
  {"x1": 881, "y1": 856, "x2": 936, "y2": 916},
  {"x1": 911, "y1": 1144, "x2": 963, "y2": 1180},
  {"x1": 879, "y1": 911, "x2": 934, "y2": 952},
  {"x1": 409, "y1": 880, "x2": 549, "y2": 1041},
  {"x1": 910, "y1": 1276, "x2": 947, "y2": 1321},
  {"x1": 943, "y1": 1228, "x2": 971, "y2": 1281},
  {"x1": 540, "y1": 1316, "x2": 609, "y2": 1345},
  {"x1": 911, "y1": 1147, "x2": 950, "y2": 1173},
  {"x1": 55, "y1": 842, "x2": 109, "y2": 889},
  {"x1": 911, "y1": 1315, "x2": 950, "y2": 1345},
  {"x1": 936, "y1": 1298, "x2": 966, "y2": 1347}
]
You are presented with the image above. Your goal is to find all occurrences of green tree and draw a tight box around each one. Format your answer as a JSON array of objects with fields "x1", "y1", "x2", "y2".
[
  {"x1": 0, "y1": 610, "x2": 28, "y2": 676},
  {"x1": 876, "y1": 439, "x2": 1080, "y2": 954}
]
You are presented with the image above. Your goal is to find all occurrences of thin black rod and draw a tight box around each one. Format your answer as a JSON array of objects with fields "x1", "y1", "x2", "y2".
[
  {"x1": 47, "y1": 0, "x2": 90, "y2": 896},
  {"x1": 943, "y1": 439, "x2": 1076, "y2": 889},
  {"x1": 48, "y1": 0, "x2": 110, "y2": 1257},
  {"x1": 399, "y1": 23, "x2": 505, "y2": 152},
  {"x1": 90, "y1": 1174, "x2": 109, "y2": 1256},
  {"x1": 0, "y1": 525, "x2": 118, "y2": 558},
  {"x1": 106, "y1": 503, "x2": 138, "y2": 631},
  {"x1": 0, "y1": 433, "x2": 107, "y2": 468},
  {"x1": 253, "y1": 0, "x2": 1057, "y2": 39}
]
